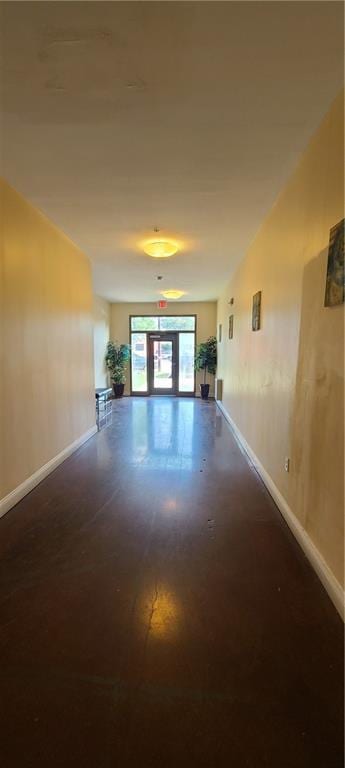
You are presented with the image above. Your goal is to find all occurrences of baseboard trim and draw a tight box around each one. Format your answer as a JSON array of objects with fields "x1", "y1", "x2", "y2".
[
  {"x1": 0, "y1": 425, "x2": 97, "y2": 519},
  {"x1": 216, "y1": 399, "x2": 344, "y2": 620}
]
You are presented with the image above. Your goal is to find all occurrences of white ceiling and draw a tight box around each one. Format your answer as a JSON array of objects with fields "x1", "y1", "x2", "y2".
[{"x1": 1, "y1": 1, "x2": 343, "y2": 302}]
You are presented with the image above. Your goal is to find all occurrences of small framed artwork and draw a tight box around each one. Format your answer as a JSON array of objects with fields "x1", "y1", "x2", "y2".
[
  {"x1": 228, "y1": 314, "x2": 234, "y2": 339},
  {"x1": 218, "y1": 323, "x2": 222, "y2": 342},
  {"x1": 324, "y1": 218, "x2": 344, "y2": 307},
  {"x1": 252, "y1": 291, "x2": 262, "y2": 331}
]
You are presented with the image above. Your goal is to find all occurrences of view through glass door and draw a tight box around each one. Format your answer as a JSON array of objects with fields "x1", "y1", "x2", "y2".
[
  {"x1": 148, "y1": 333, "x2": 177, "y2": 394},
  {"x1": 130, "y1": 315, "x2": 196, "y2": 396}
]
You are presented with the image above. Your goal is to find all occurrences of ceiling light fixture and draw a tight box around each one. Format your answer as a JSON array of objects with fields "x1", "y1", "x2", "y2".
[
  {"x1": 144, "y1": 240, "x2": 178, "y2": 258},
  {"x1": 161, "y1": 289, "x2": 185, "y2": 300},
  {"x1": 143, "y1": 227, "x2": 178, "y2": 259}
]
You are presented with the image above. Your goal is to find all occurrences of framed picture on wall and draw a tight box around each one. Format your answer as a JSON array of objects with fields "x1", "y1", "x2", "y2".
[
  {"x1": 252, "y1": 291, "x2": 262, "y2": 331},
  {"x1": 228, "y1": 314, "x2": 234, "y2": 339},
  {"x1": 324, "y1": 218, "x2": 344, "y2": 307}
]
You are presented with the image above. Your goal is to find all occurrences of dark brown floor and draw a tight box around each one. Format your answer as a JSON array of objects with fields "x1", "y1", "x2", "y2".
[{"x1": 0, "y1": 397, "x2": 343, "y2": 767}]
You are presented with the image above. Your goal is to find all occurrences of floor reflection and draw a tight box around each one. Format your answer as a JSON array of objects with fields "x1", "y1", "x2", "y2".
[
  {"x1": 131, "y1": 398, "x2": 198, "y2": 470},
  {"x1": 141, "y1": 584, "x2": 181, "y2": 641},
  {"x1": 162, "y1": 497, "x2": 178, "y2": 512}
]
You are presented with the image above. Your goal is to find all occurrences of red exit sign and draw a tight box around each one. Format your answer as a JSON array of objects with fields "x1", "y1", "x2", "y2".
[{"x1": 157, "y1": 300, "x2": 167, "y2": 309}]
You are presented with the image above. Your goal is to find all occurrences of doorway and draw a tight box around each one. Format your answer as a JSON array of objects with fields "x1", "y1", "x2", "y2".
[
  {"x1": 130, "y1": 315, "x2": 196, "y2": 396},
  {"x1": 148, "y1": 333, "x2": 177, "y2": 395}
]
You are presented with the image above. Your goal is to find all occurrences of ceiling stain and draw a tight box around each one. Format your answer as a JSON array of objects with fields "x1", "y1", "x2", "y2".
[
  {"x1": 38, "y1": 26, "x2": 112, "y2": 62},
  {"x1": 126, "y1": 78, "x2": 147, "y2": 92},
  {"x1": 45, "y1": 77, "x2": 66, "y2": 93}
]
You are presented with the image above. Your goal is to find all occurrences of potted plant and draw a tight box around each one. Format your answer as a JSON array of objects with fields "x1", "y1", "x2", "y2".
[
  {"x1": 194, "y1": 335, "x2": 217, "y2": 400},
  {"x1": 105, "y1": 341, "x2": 131, "y2": 398}
]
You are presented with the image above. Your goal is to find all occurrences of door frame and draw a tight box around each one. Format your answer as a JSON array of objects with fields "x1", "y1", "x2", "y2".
[
  {"x1": 129, "y1": 315, "x2": 197, "y2": 397},
  {"x1": 148, "y1": 332, "x2": 178, "y2": 395}
]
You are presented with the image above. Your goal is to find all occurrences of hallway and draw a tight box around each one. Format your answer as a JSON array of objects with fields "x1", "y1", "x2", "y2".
[{"x1": 0, "y1": 398, "x2": 343, "y2": 768}]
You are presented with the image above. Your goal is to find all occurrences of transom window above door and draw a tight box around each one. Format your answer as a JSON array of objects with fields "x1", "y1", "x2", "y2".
[{"x1": 131, "y1": 316, "x2": 195, "y2": 332}]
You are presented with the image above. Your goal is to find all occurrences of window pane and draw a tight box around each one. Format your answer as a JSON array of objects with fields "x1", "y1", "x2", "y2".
[
  {"x1": 159, "y1": 316, "x2": 195, "y2": 331},
  {"x1": 131, "y1": 333, "x2": 147, "y2": 391},
  {"x1": 131, "y1": 316, "x2": 159, "y2": 331},
  {"x1": 153, "y1": 341, "x2": 173, "y2": 389},
  {"x1": 179, "y1": 332, "x2": 195, "y2": 392}
]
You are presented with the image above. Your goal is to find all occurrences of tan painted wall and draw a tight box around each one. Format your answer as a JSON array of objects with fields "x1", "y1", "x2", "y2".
[
  {"x1": 110, "y1": 301, "x2": 217, "y2": 395},
  {"x1": 0, "y1": 178, "x2": 95, "y2": 501},
  {"x1": 217, "y1": 92, "x2": 344, "y2": 586},
  {"x1": 93, "y1": 295, "x2": 111, "y2": 388}
]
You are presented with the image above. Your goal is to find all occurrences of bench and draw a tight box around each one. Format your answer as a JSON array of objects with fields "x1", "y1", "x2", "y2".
[{"x1": 95, "y1": 387, "x2": 113, "y2": 427}]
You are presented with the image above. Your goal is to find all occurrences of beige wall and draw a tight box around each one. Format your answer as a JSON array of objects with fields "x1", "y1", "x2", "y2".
[
  {"x1": 217, "y1": 92, "x2": 344, "y2": 587},
  {"x1": 110, "y1": 301, "x2": 217, "y2": 395},
  {"x1": 93, "y1": 295, "x2": 111, "y2": 388},
  {"x1": 0, "y1": 178, "x2": 95, "y2": 501}
]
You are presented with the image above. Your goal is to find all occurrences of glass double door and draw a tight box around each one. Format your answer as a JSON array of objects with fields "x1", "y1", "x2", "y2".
[
  {"x1": 130, "y1": 323, "x2": 195, "y2": 395},
  {"x1": 148, "y1": 333, "x2": 177, "y2": 394}
]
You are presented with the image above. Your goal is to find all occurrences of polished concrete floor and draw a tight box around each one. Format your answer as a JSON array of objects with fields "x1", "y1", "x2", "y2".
[{"x1": 0, "y1": 397, "x2": 343, "y2": 767}]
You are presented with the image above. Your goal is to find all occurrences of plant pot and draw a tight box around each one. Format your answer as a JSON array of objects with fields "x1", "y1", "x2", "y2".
[
  {"x1": 113, "y1": 383, "x2": 125, "y2": 398},
  {"x1": 200, "y1": 383, "x2": 210, "y2": 400}
]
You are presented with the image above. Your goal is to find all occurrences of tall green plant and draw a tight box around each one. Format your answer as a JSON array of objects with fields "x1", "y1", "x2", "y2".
[
  {"x1": 105, "y1": 341, "x2": 131, "y2": 384},
  {"x1": 194, "y1": 336, "x2": 217, "y2": 384}
]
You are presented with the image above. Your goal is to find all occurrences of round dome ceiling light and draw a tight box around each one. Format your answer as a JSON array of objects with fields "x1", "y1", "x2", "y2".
[
  {"x1": 161, "y1": 289, "x2": 185, "y2": 300},
  {"x1": 144, "y1": 240, "x2": 178, "y2": 258}
]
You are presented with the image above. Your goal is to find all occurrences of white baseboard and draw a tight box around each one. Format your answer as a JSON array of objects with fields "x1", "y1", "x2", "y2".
[
  {"x1": 0, "y1": 425, "x2": 97, "y2": 519},
  {"x1": 216, "y1": 400, "x2": 344, "y2": 620}
]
